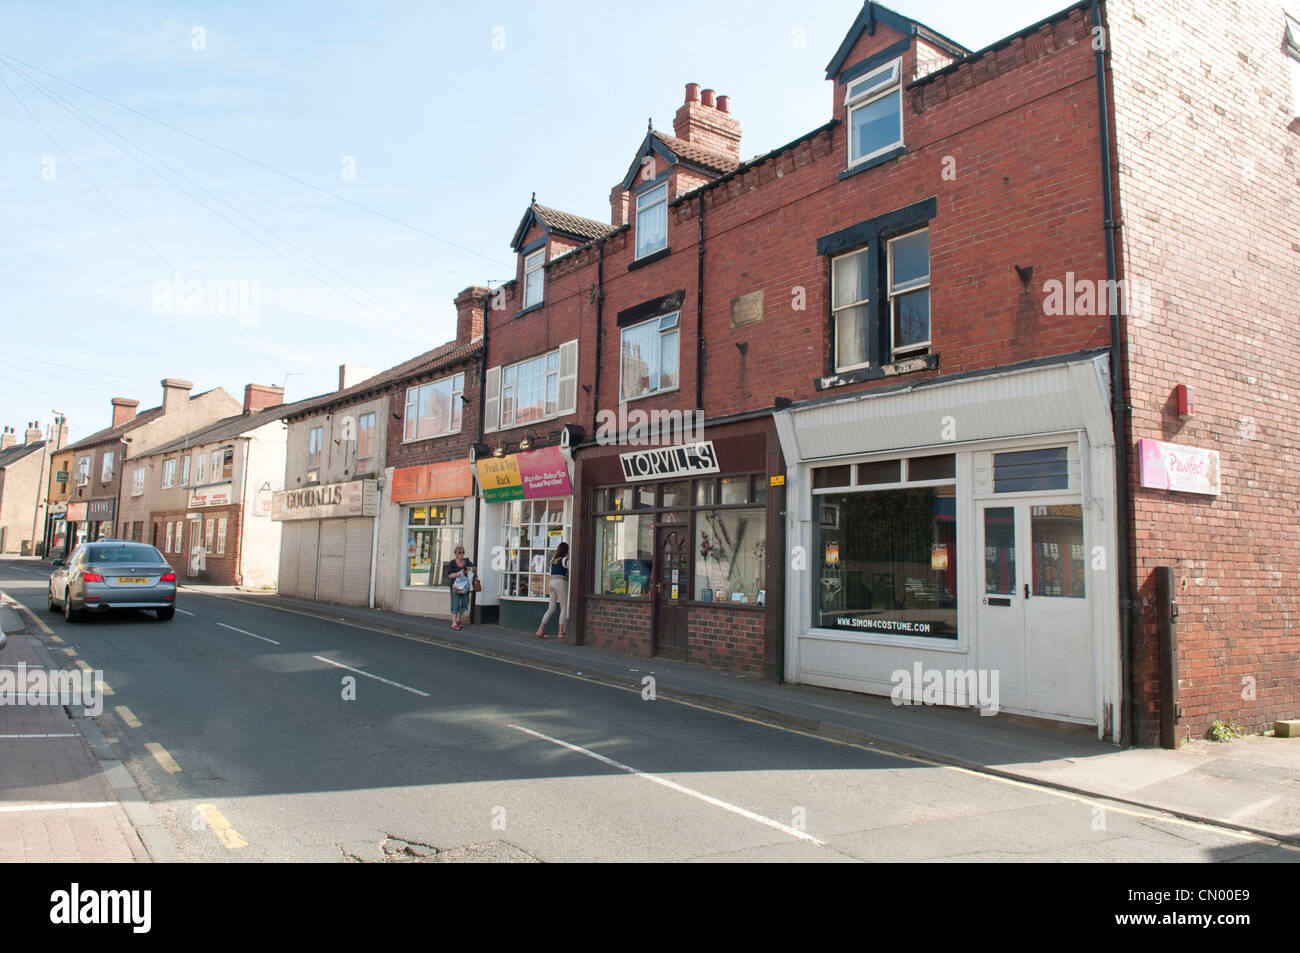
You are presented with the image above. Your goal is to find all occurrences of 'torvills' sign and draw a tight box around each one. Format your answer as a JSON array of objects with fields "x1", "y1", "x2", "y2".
[
  {"x1": 1138, "y1": 439, "x2": 1221, "y2": 496},
  {"x1": 619, "y1": 441, "x2": 719, "y2": 482}
]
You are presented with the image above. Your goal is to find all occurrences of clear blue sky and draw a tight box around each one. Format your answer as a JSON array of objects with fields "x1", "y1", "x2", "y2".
[{"x1": 0, "y1": 0, "x2": 1073, "y2": 444}]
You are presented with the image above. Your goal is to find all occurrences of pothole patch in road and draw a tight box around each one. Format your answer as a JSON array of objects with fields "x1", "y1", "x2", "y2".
[{"x1": 343, "y1": 834, "x2": 540, "y2": 863}]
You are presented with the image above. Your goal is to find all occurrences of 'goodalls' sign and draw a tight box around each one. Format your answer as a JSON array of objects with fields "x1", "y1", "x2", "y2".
[
  {"x1": 271, "y1": 479, "x2": 377, "y2": 520},
  {"x1": 619, "y1": 441, "x2": 719, "y2": 482}
]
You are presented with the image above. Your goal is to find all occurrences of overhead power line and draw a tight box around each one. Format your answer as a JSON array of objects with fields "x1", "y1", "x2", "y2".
[{"x1": 0, "y1": 49, "x2": 510, "y2": 269}]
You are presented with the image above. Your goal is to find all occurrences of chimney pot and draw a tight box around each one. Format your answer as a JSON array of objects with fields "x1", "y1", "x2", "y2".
[
  {"x1": 701, "y1": 88, "x2": 716, "y2": 108},
  {"x1": 684, "y1": 82, "x2": 700, "y2": 103},
  {"x1": 717, "y1": 94, "x2": 730, "y2": 113}
]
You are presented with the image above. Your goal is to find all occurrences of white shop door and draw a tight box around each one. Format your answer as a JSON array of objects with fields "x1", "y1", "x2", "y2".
[{"x1": 976, "y1": 499, "x2": 1093, "y2": 723}]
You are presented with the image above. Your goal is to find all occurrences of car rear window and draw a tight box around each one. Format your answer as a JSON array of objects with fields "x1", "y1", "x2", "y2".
[{"x1": 86, "y1": 544, "x2": 164, "y2": 563}]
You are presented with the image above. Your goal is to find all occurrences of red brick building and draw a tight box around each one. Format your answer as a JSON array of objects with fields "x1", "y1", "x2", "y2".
[{"x1": 442, "y1": 0, "x2": 1298, "y2": 746}]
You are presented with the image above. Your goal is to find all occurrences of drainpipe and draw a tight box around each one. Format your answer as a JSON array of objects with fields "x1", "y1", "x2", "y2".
[
  {"x1": 368, "y1": 480, "x2": 381, "y2": 609},
  {"x1": 236, "y1": 435, "x2": 251, "y2": 588},
  {"x1": 472, "y1": 294, "x2": 491, "y2": 620},
  {"x1": 1092, "y1": 0, "x2": 1134, "y2": 746},
  {"x1": 696, "y1": 193, "x2": 706, "y2": 410},
  {"x1": 591, "y1": 240, "x2": 606, "y2": 437}
]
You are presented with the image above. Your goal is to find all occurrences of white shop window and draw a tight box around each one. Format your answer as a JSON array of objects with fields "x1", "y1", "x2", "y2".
[{"x1": 501, "y1": 498, "x2": 571, "y2": 600}]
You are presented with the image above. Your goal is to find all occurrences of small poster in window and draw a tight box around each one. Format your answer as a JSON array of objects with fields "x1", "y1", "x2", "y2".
[
  {"x1": 671, "y1": 584, "x2": 679, "y2": 599},
  {"x1": 671, "y1": 569, "x2": 679, "y2": 584},
  {"x1": 931, "y1": 545, "x2": 949, "y2": 571},
  {"x1": 825, "y1": 542, "x2": 839, "y2": 565}
]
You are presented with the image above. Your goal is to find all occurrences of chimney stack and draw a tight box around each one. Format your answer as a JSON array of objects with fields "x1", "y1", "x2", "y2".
[
  {"x1": 161, "y1": 378, "x2": 193, "y2": 415},
  {"x1": 338, "y1": 365, "x2": 379, "y2": 392},
  {"x1": 454, "y1": 286, "x2": 490, "y2": 344},
  {"x1": 610, "y1": 184, "x2": 629, "y2": 226},
  {"x1": 0, "y1": 427, "x2": 15, "y2": 450},
  {"x1": 111, "y1": 398, "x2": 139, "y2": 428},
  {"x1": 673, "y1": 82, "x2": 742, "y2": 162},
  {"x1": 24, "y1": 421, "x2": 42, "y2": 445},
  {"x1": 243, "y1": 383, "x2": 285, "y2": 415},
  {"x1": 54, "y1": 420, "x2": 68, "y2": 450}
]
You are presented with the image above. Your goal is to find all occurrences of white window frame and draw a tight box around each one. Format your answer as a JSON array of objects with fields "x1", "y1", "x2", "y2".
[
  {"x1": 131, "y1": 467, "x2": 146, "y2": 497},
  {"x1": 887, "y1": 228, "x2": 931, "y2": 359},
  {"x1": 845, "y1": 57, "x2": 903, "y2": 168},
  {"x1": 523, "y1": 249, "x2": 545, "y2": 308},
  {"x1": 165, "y1": 521, "x2": 173, "y2": 554},
  {"x1": 501, "y1": 352, "x2": 559, "y2": 428},
  {"x1": 216, "y1": 517, "x2": 227, "y2": 555},
  {"x1": 205, "y1": 518, "x2": 215, "y2": 554},
  {"x1": 403, "y1": 373, "x2": 465, "y2": 443},
  {"x1": 180, "y1": 455, "x2": 190, "y2": 486},
  {"x1": 210, "y1": 450, "x2": 221, "y2": 480},
  {"x1": 357, "y1": 412, "x2": 375, "y2": 459},
  {"x1": 619, "y1": 311, "x2": 681, "y2": 403},
  {"x1": 77, "y1": 456, "x2": 90, "y2": 486},
  {"x1": 161, "y1": 458, "x2": 176, "y2": 489},
  {"x1": 100, "y1": 451, "x2": 114, "y2": 483},
  {"x1": 194, "y1": 452, "x2": 205, "y2": 485},
  {"x1": 634, "y1": 182, "x2": 669, "y2": 260},
  {"x1": 832, "y1": 248, "x2": 872, "y2": 373},
  {"x1": 221, "y1": 449, "x2": 234, "y2": 480},
  {"x1": 307, "y1": 427, "x2": 322, "y2": 467}
]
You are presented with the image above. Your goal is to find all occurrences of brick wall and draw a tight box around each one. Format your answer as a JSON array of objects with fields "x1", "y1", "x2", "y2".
[
  {"x1": 383, "y1": 356, "x2": 481, "y2": 470},
  {"x1": 585, "y1": 596, "x2": 653, "y2": 656},
  {"x1": 688, "y1": 605, "x2": 765, "y2": 674},
  {"x1": 1109, "y1": 0, "x2": 1300, "y2": 742}
]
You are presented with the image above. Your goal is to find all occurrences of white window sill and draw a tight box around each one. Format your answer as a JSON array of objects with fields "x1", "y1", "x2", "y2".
[
  {"x1": 402, "y1": 427, "x2": 462, "y2": 445},
  {"x1": 618, "y1": 384, "x2": 680, "y2": 405}
]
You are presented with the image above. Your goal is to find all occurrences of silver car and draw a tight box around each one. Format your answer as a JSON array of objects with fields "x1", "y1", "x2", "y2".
[{"x1": 49, "y1": 540, "x2": 178, "y2": 622}]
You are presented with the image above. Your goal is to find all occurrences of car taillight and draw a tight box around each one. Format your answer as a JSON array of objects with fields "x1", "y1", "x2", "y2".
[
  {"x1": 160, "y1": 572, "x2": 176, "y2": 582},
  {"x1": 82, "y1": 572, "x2": 104, "y2": 582}
]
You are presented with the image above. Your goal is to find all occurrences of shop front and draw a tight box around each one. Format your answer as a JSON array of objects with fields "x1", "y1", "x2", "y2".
[
  {"x1": 390, "y1": 459, "x2": 476, "y2": 616},
  {"x1": 273, "y1": 479, "x2": 378, "y2": 605},
  {"x1": 572, "y1": 416, "x2": 783, "y2": 676},
  {"x1": 69, "y1": 498, "x2": 114, "y2": 544},
  {"x1": 44, "y1": 502, "x2": 68, "y2": 559},
  {"x1": 474, "y1": 445, "x2": 574, "y2": 631},
  {"x1": 774, "y1": 353, "x2": 1123, "y2": 739}
]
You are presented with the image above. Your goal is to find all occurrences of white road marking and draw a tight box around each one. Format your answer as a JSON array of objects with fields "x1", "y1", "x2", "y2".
[
  {"x1": 508, "y1": 724, "x2": 827, "y2": 847},
  {"x1": 176, "y1": 608, "x2": 195, "y2": 616},
  {"x1": 0, "y1": 801, "x2": 115, "y2": 813},
  {"x1": 0, "y1": 733, "x2": 79, "y2": 739},
  {"x1": 216, "y1": 622, "x2": 280, "y2": 645},
  {"x1": 312, "y1": 655, "x2": 430, "y2": 697}
]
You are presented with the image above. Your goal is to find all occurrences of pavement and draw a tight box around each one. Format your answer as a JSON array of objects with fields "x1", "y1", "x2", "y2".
[
  {"x1": 0, "y1": 594, "x2": 173, "y2": 863},
  {"x1": 179, "y1": 582, "x2": 1300, "y2": 847}
]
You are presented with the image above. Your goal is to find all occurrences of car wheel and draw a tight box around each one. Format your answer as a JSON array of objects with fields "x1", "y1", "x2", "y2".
[
  {"x1": 48, "y1": 587, "x2": 58, "y2": 612},
  {"x1": 63, "y1": 590, "x2": 80, "y2": 623},
  {"x1": 156, "y1": 607, "x2": 175, "y2": 621}
]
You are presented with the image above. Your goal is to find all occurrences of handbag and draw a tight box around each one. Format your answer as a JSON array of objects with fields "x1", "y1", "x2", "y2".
[{"x1": 472, "y1": 576, "x2": 482, "y2": 593}]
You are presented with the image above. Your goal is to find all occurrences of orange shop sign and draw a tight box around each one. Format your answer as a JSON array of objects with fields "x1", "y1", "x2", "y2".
[{"x1": 391, "y1": 459, "x2": 474, "y2": 503}]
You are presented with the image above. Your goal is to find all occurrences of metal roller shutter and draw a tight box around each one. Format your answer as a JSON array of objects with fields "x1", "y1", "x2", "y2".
[
  {"x1": 317, "y1": 519, "x2": 346, "y2": 603},
  {"x1": 278, "y1": 523, "x2": 300, "y2": 596},
  {"x1": 342, "y1": 517, "x2": 374, "y2": 605},
  {"x1": 297, "y1": 520, "x2": 320, "y2": 600}
]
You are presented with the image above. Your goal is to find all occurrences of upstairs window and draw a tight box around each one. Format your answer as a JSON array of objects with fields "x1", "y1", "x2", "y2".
[
  {"x1": 404, "y1": 374, "x2": 465, "y2": 441},
  {"x1": 888, "y1": 229, "x2": 931, "y2": 357},
  {"x1": 620, "y1": 312, "x2": 680, "y2": 400},
  {"x1": 503, "y1": 352, "x2": 558, "y2": 427},
  {"x1": 193, "y1": 452, "x2": 205, "y2": 485},
  {"x1": 131, "y1": 468, "x2": 145, "y2": 497},
  {"x1": 832, "y1": 249, "x2": 871, "y2": 371},
  {"x1": 77, "y1": 456, "x2": 90, "y2": 486},
  {"x1": 179, "y1": 455, "x2": 190, "y2": 486},
  {"x1": 635, "y1": 183, "x2": 668, "y2": 259},
  {"x1": 357, "y1": 412, "x2": 375, "y2": 459},
  {"x1": 161, "y1": 458, "x2": 176, "y2": 488},
  {"x1": 100, "y1": 451, "x2": 114, "y2": 483},
  {"x1": 221, "y1": 449, "x2": 234, "y2": 480},
  {"x1": 523, "y1": 250, "x2": 545, "y2": 308},
  {"x1": 846, "y1": 58, "x2": 903, "y2": 167},
  {"x1": 307, "y1": 428, "x2": 322, "y2": 468}
]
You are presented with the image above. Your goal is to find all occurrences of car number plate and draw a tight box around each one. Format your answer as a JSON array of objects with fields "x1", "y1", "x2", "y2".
[{"x1": 117, "y1": 577, "x2": 149, "y2": 584}]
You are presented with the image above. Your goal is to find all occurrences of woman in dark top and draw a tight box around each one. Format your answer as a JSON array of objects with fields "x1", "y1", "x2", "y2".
[
  {"x1": 443, "y1": 544, "x2": 474, "y2": 630},
  {"x1": 535, "y1": 541, "x2": 569, "y2": 641}
]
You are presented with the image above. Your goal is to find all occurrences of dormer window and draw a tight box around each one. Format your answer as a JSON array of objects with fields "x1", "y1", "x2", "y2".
[
  {"x1": 846, "y1": 58, "x2": 903, "y2": 167},
  {"x1": 635, "y1": 183, "x2": 668, "y2": 260},
  {"x1": 523, "y1": 250, "x2": 545, "y2": 308}
]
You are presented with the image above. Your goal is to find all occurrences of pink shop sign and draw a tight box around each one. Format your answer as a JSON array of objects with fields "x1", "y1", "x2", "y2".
[
  {"x1": 516, "y1": 446, "x2": 572, "y2": 499},
  {"x1": 1138, "y1": 439, "x2": 1220, "y2": 496}
]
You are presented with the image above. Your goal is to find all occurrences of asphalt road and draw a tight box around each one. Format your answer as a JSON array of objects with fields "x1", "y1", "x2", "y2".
[{"x1": 2, "y1": 556, "x2": 1295, "y2": 863}]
